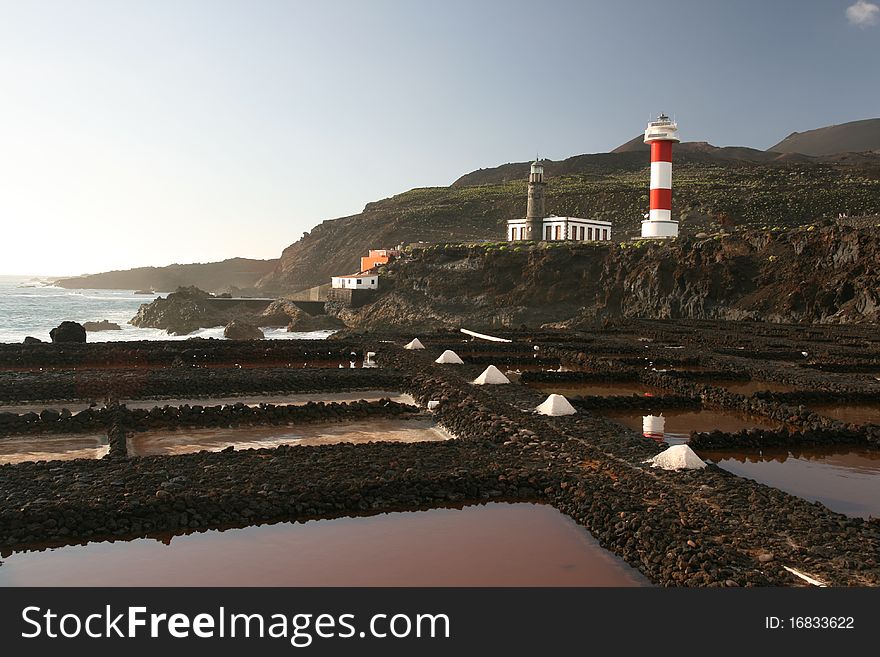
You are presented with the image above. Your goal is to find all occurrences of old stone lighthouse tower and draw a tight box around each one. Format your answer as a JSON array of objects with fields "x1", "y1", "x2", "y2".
[{"x1": 526, "y1": 158, "x2": 546, "y2": 239}]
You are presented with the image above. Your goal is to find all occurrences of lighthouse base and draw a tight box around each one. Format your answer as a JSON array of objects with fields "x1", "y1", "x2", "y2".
[{"x1": 641, "y1": 219, "x2": 679, "y2": 239}]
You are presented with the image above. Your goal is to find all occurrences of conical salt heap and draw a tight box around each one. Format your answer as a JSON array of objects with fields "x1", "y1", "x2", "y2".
[
  {"x1": 535, "y1": 394, "x2": 576, "y2": 416},
  {"x1": 473, "y1": 365, "x2": 510, "y2": 385},
  {"x1": 404, "y1": 338, "x2": 425, "y2": 350},
  {"x1": 648, "y1": 444, "x2": 706, "y2": 471},
  {"x1": 434, "y1": 349, "x2": 464, "y2": 364}
]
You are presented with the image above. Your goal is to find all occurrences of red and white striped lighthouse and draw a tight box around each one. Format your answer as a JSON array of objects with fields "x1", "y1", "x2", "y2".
[{"x1": 641, "y1": 114, "x2": 680, "y2": 238}]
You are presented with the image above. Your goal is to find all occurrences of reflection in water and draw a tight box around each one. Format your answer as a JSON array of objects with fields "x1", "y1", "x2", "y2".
[
  {"x1": 601, "y1": 408, "x2": 782, "y2": 445},
  {"x1": 640, "y1": 414, "x2": 687, "y2": 446},
  {"x1": 699, "y1": 447, "x2": 880, "y2": 519},
  {"x1": 129, "y1": 417, "x2": 451, "y2": 456},
  {"x1": 0, "y1": 434, "x2": 108, "y2": 465},
  {"x1": 808, "y1": 403, "x2": 880, "y2": 426},
  {"x1": 0, "y1": 503, "x2": 650, "y2": 587}
]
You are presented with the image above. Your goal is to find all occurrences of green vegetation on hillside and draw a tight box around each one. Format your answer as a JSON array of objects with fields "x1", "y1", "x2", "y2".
[{"x1": 261, "y1": 156, "x2": 880, "y2": 292}]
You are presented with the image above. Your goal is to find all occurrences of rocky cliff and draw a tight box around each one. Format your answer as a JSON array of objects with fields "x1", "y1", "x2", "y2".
[{"x1": 328, "y1": 224, "x2": 880, "y2": 331}]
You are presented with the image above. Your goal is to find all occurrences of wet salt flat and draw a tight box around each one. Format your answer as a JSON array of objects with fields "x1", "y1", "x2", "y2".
[
  {"x1": 0, "y1": 503, "x2": 650, "y2": 586},
  {"x1": 0, "y1": 390, "x2": 414, "y2": 415},
  {"x1": 717, "y1": 380, "x2": 799, "y2": 395},
  {"x1": 0, "y1": 433, "x2": 108, "y2": 465},
  {"x1": 808, "y1": 403, "x2": 880, "y2": 426},
  {"x1": 129, "y1": 417, "x2": 451, "y2": 456},
  {"x1": 599, "y1": 408, "x2": 783, "y2": 445},
  {"x1": 530, "y1": 381, "x2": 669, "y2": 398},
  {"x1": 698, "y1": 447, "x2": 880, "y2": 519}
]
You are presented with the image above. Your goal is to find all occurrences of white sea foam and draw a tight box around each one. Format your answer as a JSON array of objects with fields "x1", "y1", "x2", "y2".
[{"x1": 0, "y1": 278, "x2": 335, "y2": 343}]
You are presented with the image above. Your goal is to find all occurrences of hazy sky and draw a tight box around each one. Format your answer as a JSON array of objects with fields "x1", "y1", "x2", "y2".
[{"x1": 1, "y1": 0, "x2": 877, "y2": 276}]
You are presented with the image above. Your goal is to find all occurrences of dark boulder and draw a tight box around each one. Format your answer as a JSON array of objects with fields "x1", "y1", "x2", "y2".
[
  {"x1": 83, "y1": 320, "x2": 122, "y2": 332},
  {"x1": 49, "y1": 321, "x2": 86, "y2": 343},
  {"x1": 223, "y1": 319, "x2": 264, "y2": 340},
  {"x1": 23, "y1": 336, "x2": 43, "y2": 344}
]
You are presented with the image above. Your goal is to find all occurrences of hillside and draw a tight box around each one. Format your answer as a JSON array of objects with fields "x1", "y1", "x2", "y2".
[
  {"x1": 55, "y1": 257, "x2": 278, "y2": 294},
  {"x1": 327, "y1": 224, "x2": 880, "y2": 331},
  {"x1": 768, "y1": 118, "x2": 880, "y2": 156},
  {"x1": 259, "y1": 152, "x2": 880, "y2": 292}
]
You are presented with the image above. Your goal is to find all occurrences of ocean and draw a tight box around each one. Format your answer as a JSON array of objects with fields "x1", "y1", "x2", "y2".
[{"x1": 0, "y1": 276, "x2": 333, "y2": 344}]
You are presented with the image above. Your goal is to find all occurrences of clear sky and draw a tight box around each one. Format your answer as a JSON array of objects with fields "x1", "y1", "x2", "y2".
[{"x1": 1, "y1": 0, "x2": 877, "y2": 276}]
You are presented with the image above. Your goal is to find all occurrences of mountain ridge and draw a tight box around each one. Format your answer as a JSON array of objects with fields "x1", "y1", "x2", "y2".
[{"x1": 55, "y1": 257, "x2": 277, "y2": 295}]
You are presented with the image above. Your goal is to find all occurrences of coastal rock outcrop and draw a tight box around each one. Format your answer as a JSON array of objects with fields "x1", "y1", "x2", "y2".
[
  {"x1": 286, "y1": 308, "x2": 345, "y2": 332},
  {"x1": 331, "y1": 225, "x2": 880, "y2": 330},
  {"x1": 83, "y1": 320, "x2": 122, "y2": 332},
  {"x1": 131, "y1": 288, "x2": 344, "y2": 336},
  {"x1": 223, "y1": 319, "x2": 264, "y2": 340},
  {"x1": 130, "y1": 286, "x2": 220, "y2": 335},
  {"x1": 22, "y1": 336, "x2": 43, "y2": 344},
  {"x1": 257, "y1": 299, "x2": 344, "y2": 332},
  {"x1": 49, "y1": 321, "x2": 87, "y2": 343}
]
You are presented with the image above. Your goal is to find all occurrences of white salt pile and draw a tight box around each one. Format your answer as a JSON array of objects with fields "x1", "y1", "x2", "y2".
[
  {"x1": 435, "y1": 350, "x2": 464, "y2": 364},
  {"x1": 427, "y1": 400, "x2": 440, "y2": 410},
  {"x1": 648, "y1": 444, "x2": 706, "y2": 471},
  {"x1": 473, "y1": 365, "x2": 510, "y2": 385},
  {"x1": 404, "y1": 338, "x2": 425, "y2": 350},
  {"x1": 535, "y1": 394, "x2": 576, "y2": 416}
]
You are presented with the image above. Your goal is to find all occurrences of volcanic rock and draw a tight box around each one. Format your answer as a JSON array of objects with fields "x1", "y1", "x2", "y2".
[
  {"x1": 223, "y1": 319, "x2": 264, "y2": 340},
  {"x1": 130, "y1": 286, "x2": 221, "y2": 335},
  {"x1": 49, "y1": 321, "x2": 86, "y2": 343},
  {"x1": 83, "y1": 320, "x2": 122, "y2": 331}
]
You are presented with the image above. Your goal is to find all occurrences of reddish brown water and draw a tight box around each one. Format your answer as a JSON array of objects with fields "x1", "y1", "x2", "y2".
[
  {"x1": 698, "y1": 447, "x2": 880, "y2": 518},
  {"x1": 531, "y1": 382, "x2": 669, "y2": 398},
  {"x1": 0, "y1": 433, "x2": 108, "y2": 465},
  {"x1": 808, "y1": 403, "x2": 880, "y2": 426},
  {"x1": 0, "y1": 359, "x2": 368, "y2": 373},
  {"x1": 128, "y1": 418, "x2": 451, "y2": 456},
  {"x1": 0, "y1": 503, "x2": 650, "y2": 586},
  {"x1": 0, "y1": 390, "x2": 413, "y2": 415},
  {"x1": 599, "y1": 408, "x2": 783, "y2": 445},
  {"x1": 717, "y1": 380, "x2": 799, "y2": 395}
]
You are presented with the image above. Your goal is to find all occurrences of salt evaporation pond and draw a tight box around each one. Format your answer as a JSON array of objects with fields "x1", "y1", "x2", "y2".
[
  {"x1": 808, "y1": 403, "x2": 880, "y2": 426},
  {"x1": 128, "y1": 417, "x2": 451, "y2": 456},
  {"x1": 0, "y1": 503, "x2": 650, "y2": 586},
  {"x1": 717, "y1": 380, "x2": 799, "y2": 395},
  {"x1": 0, "y1": 433, "x2": 108, "y2": 465},
  {"x1": 530, "y1": 381, "x2": 669, "y2": 398},
  {"x1": 698, "y1": 447, "x2": 880, "y2": 519},
  {"x1": 0, "y1": 390, "x2": 414, "y2": 415},
  {"x1": 599, "y1": 408, "x2": 783, "y2": 445}
]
